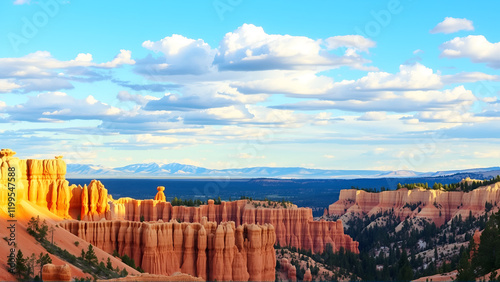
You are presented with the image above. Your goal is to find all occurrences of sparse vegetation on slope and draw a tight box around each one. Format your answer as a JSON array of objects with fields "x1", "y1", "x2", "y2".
[{"x1": 25, "y1": 216, "x2": 128, "y2": 281}]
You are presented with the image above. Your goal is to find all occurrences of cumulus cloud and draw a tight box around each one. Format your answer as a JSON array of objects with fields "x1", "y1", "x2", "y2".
[
  {"x1": 98, "y1": 50, "x2": 135, "y2": 68},
  {"x1": 138, "y1": 34, "x2": 215, "y2": 75},
  {"x1": 430, "y1": 17, "x2": 474, "y2": 34},
  {"x1": 354, "y1": 63, "x2": 442, "y2": 91},
  {"x1": 0, "y1": 79, "x2": 21, "y2": 93},
  {"x1": 236, "y1": 63, "x2": 444, "y2": 98},
  {"x1": 213, "y1": 24, "x2": 375, "y2": 71},
  {"x1": 272, "y1": 86, "x2": 477, "y2": 113},
  {"x1": 0, "y1": 50, "x2": 135, "y2": 93},
  {"x1": 144, "y1": 82, "x2": 267, "y2": 111},
  {"x1": 3, "y1": 92, "x2": 122, "y2": 122},
  {"x1": 442, "y1": 72, "x2": 500, "y2": 84},
  {"x1": 440, "y1": 35, "x2": 500, "y2": 68},
  {"x1": 117, "y1": 91, "x2": 159, "y2": 106}
]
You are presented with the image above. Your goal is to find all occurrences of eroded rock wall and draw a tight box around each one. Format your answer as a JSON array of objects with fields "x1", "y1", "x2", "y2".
[
  {"x1": 60, "y1": 218, "x2": 276, "y2": 281},
  {"x1": 109, "y1": 198, "x2": 359, "y2": 253},
  {"x1": 329, "y1": 185, "x2": 500, "y2": 226}
]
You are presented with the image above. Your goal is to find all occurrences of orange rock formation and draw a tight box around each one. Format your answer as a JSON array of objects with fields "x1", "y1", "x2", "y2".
[
  {"x1": 108, "y1": 198, "x2": 358, "y2": 254},
  {"x1": 329, "y1": 186, "x2": 500, "y2": 226},
  {"x1": 42, "y1": 264, "x2": 72, "y2": 281},
  {"x1": 154, "y1": 186, "x2": 166, "y2": 202},
  {"x1": 280, "y1": 258, "x2": 297, "y2": 281},
  {"x1": 303, "y1": 268, "x2": 312, "y2": 281},
  {"x1": 60, "y1": 218, "x2": 276, "y2": 281}
]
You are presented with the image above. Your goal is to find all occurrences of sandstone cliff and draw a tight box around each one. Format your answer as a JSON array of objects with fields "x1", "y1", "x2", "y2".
[
  {"x1": 108, "y1": 197, "x2": 358, "y2": 254},
  {"x1": 60, "y1": 218, "x2": 276, "y2": 281},
  {"x1": 328, "y1": 185, "x2": 500, "y2": 226}
]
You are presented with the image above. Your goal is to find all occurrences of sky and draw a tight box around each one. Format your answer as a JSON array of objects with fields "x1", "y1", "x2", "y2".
[{"x1": 0, "y1": 0, "x2": 499, "y2": 172}]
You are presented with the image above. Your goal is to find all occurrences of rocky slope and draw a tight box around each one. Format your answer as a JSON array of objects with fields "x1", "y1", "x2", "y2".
[
  {"x1": 328, "y1": 185, "x2": 500, "y2": 226},
  {"x1": 60, "y1": 218, "x2": 276, "y2": 281}
]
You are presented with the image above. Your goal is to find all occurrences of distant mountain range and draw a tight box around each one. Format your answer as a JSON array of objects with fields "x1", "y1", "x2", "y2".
[{"x1": 66, "y1": 162, "x2": 500, "y2": 180}]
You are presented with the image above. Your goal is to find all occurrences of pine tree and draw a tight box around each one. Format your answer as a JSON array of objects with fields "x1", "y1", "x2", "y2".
[
  {"x1": 85, "y1": 244, "x2": 98, "y2": 265},
  {"x1": 15, "y1": 250, "x2": 27, "y2": 278},
  {"x1": 456, "y1": 249, "x2": 474, "y2": 281},
  {"x1": 36, "y1": 253, "x2": 52, "y2": 278},
  {"x1": 107, "y1": 257, "x2": 113, "y2": 270},
  {"x1": 397, "y1": 250, "x2": 413, "y2": 281}
]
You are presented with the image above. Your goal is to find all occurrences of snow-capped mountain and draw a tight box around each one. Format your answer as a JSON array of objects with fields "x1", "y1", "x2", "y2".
[{"x1": 66, "y1": 162, "x2": 500, "y2": 179}]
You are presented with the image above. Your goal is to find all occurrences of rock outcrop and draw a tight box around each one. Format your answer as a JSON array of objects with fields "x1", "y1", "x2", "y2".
[
  {"x1": 280, "y1": 258, "x2": 297, "y2": 281},
  {"x1": 60, "y1": 218, "x2": 276, "y2": 281},
  {"x1": 328, "y1": 185, "x2": 500, "y2": 226},
  {"x1": 303, "y1": 269, "x2": 312, "y2": 281},
  {"x1": 42, "y1": 264, "x2": 72, "y2": 281},
  {"x1": 108, "y1": 198, "x2": 359, "y2": 254}
]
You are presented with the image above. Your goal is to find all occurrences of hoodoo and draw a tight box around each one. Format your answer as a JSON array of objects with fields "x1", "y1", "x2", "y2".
[{"x1": 60, "y1": 219, "x2": 276, "y2": 280}]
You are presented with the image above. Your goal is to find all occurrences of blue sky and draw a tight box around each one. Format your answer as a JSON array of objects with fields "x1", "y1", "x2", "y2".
[{"x1": 1, "y1": 0, "x2": 499, "y2": 172}]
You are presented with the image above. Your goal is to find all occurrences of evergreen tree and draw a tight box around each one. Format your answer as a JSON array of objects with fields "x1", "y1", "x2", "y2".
[
  {"x1": 84, "y1": 244, "x2": 98, "y2": 265},
  {"x1": 15, "y1": 250, "x2": 27, "y2": 278},
  {"x1": 36, "y1": 253, "x2": 52, "y2": 278},
  {"x1": 397, "y1": 250, "x2": 413, "y2": 281},
  {"x1": 456, "y1": 249, "x2": 474, "y2": 281},
  {"x1": 107, "y1": 257, "x2": 113, "y2": 270}
]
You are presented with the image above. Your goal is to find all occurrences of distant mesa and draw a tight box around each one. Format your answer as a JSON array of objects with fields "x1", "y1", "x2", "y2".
[{"x1": 327, "y1": 182, "x2": 500, "y2": 227}]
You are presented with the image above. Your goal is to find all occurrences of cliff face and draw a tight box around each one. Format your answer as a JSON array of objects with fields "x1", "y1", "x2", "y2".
[
  {"x1": 108, "y1": 198, "x2": 359, "y2": 254},
  {"x1": 329, "y1": 185, "x2": 500, "y2": 226},
  {"x1": 60, "y1": 218, "x2": 276, "y2": 281},
  {"x1": 0, "y1": 149, "x2": 77, "y2": 218}
]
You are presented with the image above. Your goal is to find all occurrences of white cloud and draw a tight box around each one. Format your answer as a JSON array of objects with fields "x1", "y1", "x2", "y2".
[
  {"x1": 117, "y1": 91, "x2": 159, "y2": 106},
  {"x1": 236, "y1": 63, "x2": 444, "y2": 98},
  {"x1": 140, "y1": 34, "x2": 215, "y2": 75},
  {"x1": 414, "y1": 110, "x2": 488, "y2": 123},
  {"x1": 325, "y1": 35, "x2": 376, "y2": 52},
  {"x1": 440, "y1": 35, "x2": 500, "y2": 68},
  {"x1": 355, "y1": 63, "x2": 442, "y2": 91},
  {"x1": 0, "y1": 79, "x2": 21, "y2": 93},
  {"x1": 3, "y1": 92, "x2": 123, "y2": 122},
  {"x1": 323, "y1": 154, "x2": 335, "y2": 159},
  {"x1": 0, "y1": 50, "x2": 135, "y2": 93},
  {"x1": 442, "y1": 72, "x2": 500, "y2": 84},
  {"x1": 430, "y1": 17, "x2": 474, "y2": 34},
  {"x1": 98, "y1": 50, "x2": 135, "y2": 68},
  {"x1": 358, "y1": 111, "x2": 387, "y2": 121},
  {"x1": 272, "y1": 86, "x2": 477, "y2": 114},
  {"x1": 213, "y1": 24, "x2": 375, "y2": 71}
]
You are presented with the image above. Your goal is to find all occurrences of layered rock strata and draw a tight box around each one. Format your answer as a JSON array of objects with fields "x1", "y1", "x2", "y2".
[
  {"x1": 60, "y1": 218, "x2": 276, "y2": 281},
  {"x1": 329, "y1": 185, "x2": 500, "y2": 226},
  {"x1": 108, "y1": 198, "x2": 358, "y2": 254},
  {"x1": 42, "y1": 264, "x2": 72, "y2": 281}
]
